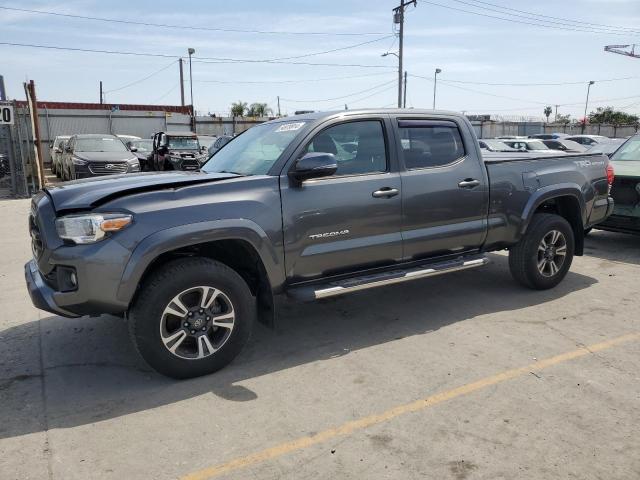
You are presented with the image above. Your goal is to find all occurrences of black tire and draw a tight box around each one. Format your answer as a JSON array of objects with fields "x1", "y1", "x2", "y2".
[
  {"x1": 128, "y1": 257, "x2": 255, "y2": 379},
  {"x1": 508, "y1": 213, "x2": 575, "y2": 290}
]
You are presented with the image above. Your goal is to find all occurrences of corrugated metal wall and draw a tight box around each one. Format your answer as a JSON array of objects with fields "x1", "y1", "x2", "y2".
[{"x1": 31, "y1": 107, "x2": 193, "y2": 163}]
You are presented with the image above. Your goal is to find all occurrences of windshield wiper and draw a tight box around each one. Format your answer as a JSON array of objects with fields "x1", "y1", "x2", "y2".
[{"x1": 216, "y1": 170, "x2": 248, "y2": 176}]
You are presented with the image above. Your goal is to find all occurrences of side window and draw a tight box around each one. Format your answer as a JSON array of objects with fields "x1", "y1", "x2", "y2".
[
  {"x1": 399, "y1": 124, "x2": 465, "y2": 169},
  {"x1": 305, "y1": 121, "x2": 387, "y2": 176}
]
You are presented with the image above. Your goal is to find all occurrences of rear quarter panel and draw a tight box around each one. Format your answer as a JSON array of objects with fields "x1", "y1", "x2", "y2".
[{"x1": 483, "y1": 153, "x2": 609, "y2": 249}]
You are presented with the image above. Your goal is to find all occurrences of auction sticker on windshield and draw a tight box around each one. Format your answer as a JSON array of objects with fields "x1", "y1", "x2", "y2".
[{"x1": 275, "y1": 122, "x2": 305, "y2": 132}]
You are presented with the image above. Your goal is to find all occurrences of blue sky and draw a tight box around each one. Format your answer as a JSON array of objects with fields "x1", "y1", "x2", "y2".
[{"x1": 1, "y1": 0, "x2": 639, "y2": 120}]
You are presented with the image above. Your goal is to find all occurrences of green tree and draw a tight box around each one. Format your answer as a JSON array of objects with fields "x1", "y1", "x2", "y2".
[
  {"x1": 247, "y1": 103, "x2": 273, "y2": 117},
  {"x1": 589, "y1": 106, "x2": 639, "y2": 126},
  {"x1": 230, "y1": 101, "x2": 247, "y2": 117},
  {"x1": 556, "y1": 113, "x2": 571, "y2": 125},
  {"x1": 543, "y1": 106, "x2": 552, "y2": 123}
]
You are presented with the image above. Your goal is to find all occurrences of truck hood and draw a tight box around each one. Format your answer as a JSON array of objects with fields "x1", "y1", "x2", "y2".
[
  {"x1": 610, "y1": 160, "x2": 640, "y2": 178},
  {"x1": 44, "y1": 171, "x2": 239, "y2": 212}
]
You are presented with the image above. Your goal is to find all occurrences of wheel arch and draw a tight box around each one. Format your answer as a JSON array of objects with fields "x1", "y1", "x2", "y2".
[
  {"x1": 520, "y1": 185, "x2": 586, "y2": 256},
  {"x1": 118, "y1": 220, "x2": 283, "y2": 327}
]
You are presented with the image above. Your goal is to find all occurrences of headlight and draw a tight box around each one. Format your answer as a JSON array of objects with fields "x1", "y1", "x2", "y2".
[
  {"x1": 127, "y1": 158, "x2": 140, "y2": 170},
  {"x1": 55, "y1": 213, "x2": 133, "y2": 244},
  {"x1": 72, "y1": 157, "x2": 87, "y2": 166}
]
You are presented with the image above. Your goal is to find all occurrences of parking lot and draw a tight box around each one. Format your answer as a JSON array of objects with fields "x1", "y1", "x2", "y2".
[{"x1": 1, "y1": 196, "x2": 639, "y2": 480}]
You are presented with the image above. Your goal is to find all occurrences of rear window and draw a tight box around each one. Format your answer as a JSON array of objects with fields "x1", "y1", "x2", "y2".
[{"x1": 398, "y1": 122, "x2": 465, "y2": 169}]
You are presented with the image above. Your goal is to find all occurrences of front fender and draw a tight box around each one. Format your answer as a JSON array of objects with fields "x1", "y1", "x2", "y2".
[
  {"x1": 518, "y1": 183, "x2": 586, "y2": 237},
  {"x1": 116, "y1": 218, "x2": 284, "y2": 305}
]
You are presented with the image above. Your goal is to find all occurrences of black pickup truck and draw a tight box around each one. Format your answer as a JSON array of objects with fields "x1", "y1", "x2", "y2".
[{"x1": 25, "y1": 110, "x2": 614, "y2": 378}]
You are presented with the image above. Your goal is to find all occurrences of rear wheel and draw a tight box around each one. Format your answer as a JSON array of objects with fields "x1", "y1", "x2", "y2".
[
  {"x1": 509, "y1": 213, "x2": 575, "y2": 290},
  {"x1": 128, "y1": 258, "x2": 255, "y2": 379}
]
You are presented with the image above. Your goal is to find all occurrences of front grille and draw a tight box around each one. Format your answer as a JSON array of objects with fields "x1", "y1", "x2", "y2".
[
  {"x1": 29, "y1": 212, "x2": 43, "y2": 260},
  {"x1": 611, "y1": 177, "x2": 640, "y2": 207},
  {"x1": 180, "y1": 159, "x2": 200, "y2": 170},
  {"x1": 88, "y1": 162, "x2": 128, "y2": 175}
]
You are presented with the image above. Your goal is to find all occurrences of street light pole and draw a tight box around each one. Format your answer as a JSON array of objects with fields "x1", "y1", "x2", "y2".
[
  {"x1": 188, "y1": 48, "x2": 195, "y2": 131},
  {"x1": 582, "y1": 80, "x2": 594, "y2": 134},
  {"x1": 433, "y1": 68, "x2": 442, "y2": 109}
]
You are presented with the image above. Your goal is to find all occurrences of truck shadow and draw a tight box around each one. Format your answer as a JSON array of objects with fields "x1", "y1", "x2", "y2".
[
  {"x1": 0, "y1": 253, "x2": 597, "y2": 440},
  {"x1": 584, "y1": 229, "x2": 640, "y2": 266}
]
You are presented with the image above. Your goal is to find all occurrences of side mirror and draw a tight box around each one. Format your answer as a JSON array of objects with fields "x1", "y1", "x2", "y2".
[
  {"x1": 289, "y1": 152, "x2": 337, "y2": 186},
  {"x1": 129, "y1": 147, "x2": 138, "y2": 152}
]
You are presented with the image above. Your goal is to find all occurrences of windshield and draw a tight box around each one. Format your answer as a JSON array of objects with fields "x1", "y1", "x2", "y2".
[
  {"x1": 130, "y1": 140, "x2": 153, "y2": 152},
  {"x1": 168, "y1": 137, "x2": 200, "y2": 150},
  {"x1": 611, "y1": 137, "x2": 640, "y2": 161},
  {"x1": 202, "y1": 121, "x2": 306, "y2": 175},
  {"x1": 75, "y1": 137, "x2": 127, "y2": 152}
]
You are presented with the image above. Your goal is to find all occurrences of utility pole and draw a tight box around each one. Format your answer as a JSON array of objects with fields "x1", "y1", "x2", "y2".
[
  {"x1": 433, "y1": 68, "x2": 442, "y2": 109},
  {"x1": 582, "y1": 81, "x2": 595, "y2": 134},
  {"x1": 25, "y1": 80, "x2": 45, "y2": 188},
  {"x1": 393, "y1": 0, "x2": 416, "y2": 108},
  {"x1": 179, "y1": 59, "x2": 185, "y2": 106},
  {"x1": 554, "y1": 104, "x2": 558, "y2": 122},
  {"x1": 277, "y1": 96, "x2": 281, "y2": 116},
  {"x1": 99, "y1": 81, "x2": 103, "y2": 104},
  {"x1": 188, "y1": 48, "x2": 195, "y2": 131},
  {"x1": 403, "y1": 71, "x2": 407, "y2": 108}
]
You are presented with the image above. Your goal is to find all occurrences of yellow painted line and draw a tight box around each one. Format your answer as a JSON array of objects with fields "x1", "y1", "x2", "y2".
[{"x1": 181, "y1": 332, "x2": 640, "y2": 480}]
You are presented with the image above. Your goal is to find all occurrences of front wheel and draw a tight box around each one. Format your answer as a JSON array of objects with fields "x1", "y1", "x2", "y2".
[
  {"x1": 509, "y1": 213, "x2": 575, "y2": 290},
  {"x1": 128, "y1": 258, "x2": 255, "y2": 379}
]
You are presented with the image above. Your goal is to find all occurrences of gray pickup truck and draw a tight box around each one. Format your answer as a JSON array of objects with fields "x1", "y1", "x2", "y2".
[{"x1": 25, "y1": 110, "x2": 614, "y2": 378}]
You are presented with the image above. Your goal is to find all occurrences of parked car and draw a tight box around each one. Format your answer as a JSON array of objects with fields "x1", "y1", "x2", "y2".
[
  {"x1": 501, "y1": 139, "x2": 564, "y2": 154},
  {"x1": 495, "y1": 135, "x2": 527, "y2": 140},
  {"x1": 594, "y1": 134, "x2": 640, "y2": 234},
  {"x1": 529, "y1": 133, "x2": 570, "y2": 140},
  {"x1": 126, "y1": 139, "x2": 154, "y2": 171},
  {"x1": 25, "y1": 109, "x2": 613, "y2": 378},
  {"x1": 60, "y1": 134, "x2": 140, "y2": 180},
  {"x1": 197, "y1": 135, "x2": 217, "y2": 154},
  {"x1": 586, "y1": 138, "x2": 626, "y2": 157},
  {"x1": 478, "y1": 139, "x2": 523, "y2": 152},
  {"x1": 50, "y1": 135, "x2": 70, "y2": 178},
  {"x1": 208, "y1": 134, "x2": 233, "y2": 156},
  {"x1": 564, "y1": 135, "x2": 609, "y2": 146},
  {"x1": 116, "y1": 134, "x2": 141, "y2": 145},
  {"x1": 541, "y1": 139, "x2": 587, "y2": 153},
  {"x1": 150, "y1": 131, "x2": 207, "y2": 171}
]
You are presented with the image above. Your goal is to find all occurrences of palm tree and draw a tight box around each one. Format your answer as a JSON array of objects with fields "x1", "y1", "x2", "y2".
[
  {"x1": 230, "y1": 101, "x2": 247, "y2": 117},
  {"x1": 543, "y1": 106, "x2": 552, "y2": 123},
  {"x1": 247, "y1": 103, "x2": 273, "y2": 117}
]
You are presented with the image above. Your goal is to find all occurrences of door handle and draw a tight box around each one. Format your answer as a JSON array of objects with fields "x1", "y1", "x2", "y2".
[
  {"x1": 372, "y1": 187, "x2": 399, "y2": 198},
  {"x1": 458, "y1": 179, "x2": 480, "y2": 189}
]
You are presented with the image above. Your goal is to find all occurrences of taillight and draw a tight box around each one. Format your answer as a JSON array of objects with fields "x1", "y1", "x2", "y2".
[{"x1": 606, "y1": 162, "x2": 615, "y2": 187}]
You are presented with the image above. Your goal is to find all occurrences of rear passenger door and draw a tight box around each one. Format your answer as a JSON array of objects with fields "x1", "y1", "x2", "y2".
[{"x1": 395, "y1": 118, "x2": 489, "y2": 260}]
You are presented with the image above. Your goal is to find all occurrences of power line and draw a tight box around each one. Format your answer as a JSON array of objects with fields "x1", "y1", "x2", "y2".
[
  {"x1": 104, "y1": 60, "x2": 177, "y2": 93},
  {"x1": 0, "y1": 5, "x2": 389, "y2": 36},
  {"x1": 430, "y1": 75, "x2": 640, "y2": 87},
  {"x1": 459, "y1": 0, "x2": 640, "y2": 34},
  {"x1": 448, "y1": 0, "x2": 640, "y2": 35},
  {"x1": 280, "y1": 79, "x2": 397, "y2": 103},
  {"x1": 328, "y1": 84, "x2": 397, "y2": 109},
  {"x1": 0, "y1": 41, "x2": 395, "y2": 68},
  {"x1": 193, "y1": 72, "x2": 394, "y2": 85},
  {"x1": 152, "y1": 83, "x2": 180, "y2": 103},
  {"x1": 417, "y1": 0, "x2": 640, "y2": 37},
  {"x1": 411, "y1": 74, "x2": 551, "y2": 104}
]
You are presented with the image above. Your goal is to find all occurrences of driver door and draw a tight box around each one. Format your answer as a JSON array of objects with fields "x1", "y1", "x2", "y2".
[{"x1": 280, "y1": 118, "x2": 403, "y2": 283}]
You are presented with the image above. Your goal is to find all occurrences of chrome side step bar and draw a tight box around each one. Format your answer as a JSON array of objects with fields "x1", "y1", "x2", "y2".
[{"x1": 288, "y1": 255, "x2": 489, "y2": 301}]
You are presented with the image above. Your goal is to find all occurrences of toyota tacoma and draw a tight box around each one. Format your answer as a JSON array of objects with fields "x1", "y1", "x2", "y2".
[{"x1": 25, "y1": 110, "x2": 614, "y2": 378}]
